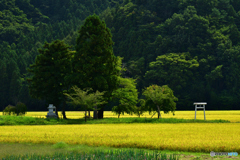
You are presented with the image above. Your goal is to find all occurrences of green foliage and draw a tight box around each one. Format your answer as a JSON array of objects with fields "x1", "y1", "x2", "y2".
[
  {"x1": 15, "y1": 102, "x2": 27, "y2": 116},
  {"x1": 0, "y1": 115, "x2": 229, "y2": 126},
  {"x1": 64, "y1": 86, "x2": 107, "y2": 121},
  {"x1": 146, "y1": 53, "x2": 199, "y2": 89},
  {"x1": 2, "y1": 102, "x2": 27, "y2": 116},
  {"x1": 3, "y1": 105, "x2": 16, "y2": 115},
  {"x1": 65, "y1": 86, "x2": 107, "y2": 110},
  {"x1": 27, "y1": 40, "x2": 72, "y2": 112},
  {"x1": 111, "y1": 77, "x2": 138, "y2": 118},
  {"x1": 0, "y1": 0, "x2": 47, "y2": 45},
  {"x1": 2, "y1": 149, "x2": 180, "y2": 160},
  {"x1": 142, "y1": 85, "x2": 178, "y2": 119},
  {"x1": 133, "y1": 99, "x2": 147, "y2": 117},
  {"x1": 1, "y1": 0, "x2": 240, "y2": 111},
  {"x1": 73, "y1": 14, "x2": 119, "y2": 95},
  {"x1": 100, "y1": 0, "x2": 240, "y2": 110},
  {"x1": 0, "y1": 0, "x2": 115, "y2": 111},
  {"x1": 72, "y1": 14, "x2": 120, "y2": 118}
]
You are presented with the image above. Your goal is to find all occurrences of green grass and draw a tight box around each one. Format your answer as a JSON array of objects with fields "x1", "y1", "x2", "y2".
[
  {"x1": 0, "y1": 115, "x2": 230, "y2": 125},
  {"x1": 2, "y1": 150, "x2": 179, "y2": 160},
  {"x1": 0, "y1": 142, "x2": 237, "y2": 160},
  {"x1": 0, "y1": 142, "x2": 180, "y2": 160}
]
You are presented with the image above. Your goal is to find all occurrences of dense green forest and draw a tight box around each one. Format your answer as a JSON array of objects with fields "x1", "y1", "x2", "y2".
[{"x1": 1, "y1": 0, "x2": 240, "y2": 111}]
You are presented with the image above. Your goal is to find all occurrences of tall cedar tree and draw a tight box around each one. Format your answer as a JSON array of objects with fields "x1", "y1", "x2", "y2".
[
  {"x1": 72, "y1": 14, "x2": 120, "y2": 119},
  {"x1": 27, "y1": 40, "x2": 72, "y2": 118}
]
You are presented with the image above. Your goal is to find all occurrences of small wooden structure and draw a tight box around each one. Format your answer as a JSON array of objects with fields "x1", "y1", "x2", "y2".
[{"x1": 194, "y1": 102, "x2": 206, "y2": 120}]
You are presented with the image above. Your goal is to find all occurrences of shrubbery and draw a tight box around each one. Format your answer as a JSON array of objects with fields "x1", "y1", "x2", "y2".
[
  {"x1": 3, "y1": 102, "x2": 27, "y2": 116},
  {"x1": 3, "y1": 105, "x2": 16, "y2": 115}
]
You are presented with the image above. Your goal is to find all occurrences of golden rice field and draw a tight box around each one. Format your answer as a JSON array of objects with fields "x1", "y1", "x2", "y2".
[
  {"x1": 0, "y1": 111, "x2": 239, "y2": 154},
  {"x1": 0, "y1": 123, "x2": 239, "y2": 153},
  {"x1": 2, "y1": 110, "x2": 238, "y2": 122}
]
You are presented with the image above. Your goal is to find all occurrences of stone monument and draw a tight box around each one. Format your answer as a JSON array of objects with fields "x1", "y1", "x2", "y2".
[{"x1": 46, "y1": 104, "x2": 58, "y2": 118}]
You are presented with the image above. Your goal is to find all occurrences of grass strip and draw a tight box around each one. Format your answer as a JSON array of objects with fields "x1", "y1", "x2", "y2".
[
  {"x1": 2, "y1": 149, "x2": 179, "y2": 160},
  {"x1": 0, "y1": 115, "x2": 230, "y2": 125},
  {"x1": 1, "y1": 142, "x2": 238, "y2": 160}
]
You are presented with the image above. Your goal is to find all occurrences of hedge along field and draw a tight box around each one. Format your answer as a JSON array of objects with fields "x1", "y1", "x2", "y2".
[
  {"x1": 0, "y1": 124, "x2": 239, "y2": 153},
  {"x1": 1, "y1": 111, "x2": 238, "y2": 122}
]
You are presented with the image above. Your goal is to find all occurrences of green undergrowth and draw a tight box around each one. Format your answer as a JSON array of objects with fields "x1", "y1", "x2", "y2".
[
  {"x1": 0, "y1": 115, "x2": 230, "y2": 125},
  {"x1": 1, "y1": 142, "x2": 237, "y2": 160},
  {"x1": 2, "y1": 150, "x2": 179, "y2": 160}
]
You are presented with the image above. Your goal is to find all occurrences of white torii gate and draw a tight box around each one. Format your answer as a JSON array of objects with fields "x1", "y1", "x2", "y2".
[{"x1": 193, "y1": 102, "x2": 207, "y2": 120}]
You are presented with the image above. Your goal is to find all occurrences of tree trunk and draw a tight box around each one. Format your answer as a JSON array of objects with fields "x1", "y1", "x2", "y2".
[
  {"x1": 118, "y1": 114, "x2": 120, "y2": 118},
  {"x1": 151, "y1": 111, "x2": 157, "y2": 118},
  {"x1": 85, "y1": 106, "x2": 87, "y2": 122},
  {"x1": 88, "y1": 110, "x2": 90, "y2": 118},
  {"x1": 157, "y1": 105, "x2": 161, "y2": 119},
  {"x1": 62, "y1": 101, "x2": 67, "y2": 119},
  {"x1": 94, "y1": 106, "x2": 98, "y2": 119},
  {"x1": 98, "y1": 107, "x2": 104, "y2": 119},
  {"x1": 55, "y1": 107, "x2": 59, "y2": 118}
]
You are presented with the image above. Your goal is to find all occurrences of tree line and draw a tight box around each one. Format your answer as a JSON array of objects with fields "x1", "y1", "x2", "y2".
[{"x1": 1, "y1": 0, "x2": 240, "y2": 111}]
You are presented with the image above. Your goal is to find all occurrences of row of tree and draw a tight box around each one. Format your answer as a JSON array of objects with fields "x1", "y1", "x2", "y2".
[
  {"x1": 65, "y1": 84, "x2": 177, "y2": 120},
  {"x1": 27, "y1": 14, "x2": 178, "y2": 119}
]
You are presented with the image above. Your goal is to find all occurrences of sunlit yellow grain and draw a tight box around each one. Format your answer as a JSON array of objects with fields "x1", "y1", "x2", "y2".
[{"x1": 0, "y1": 123, "x2": 239, "y2": 153}]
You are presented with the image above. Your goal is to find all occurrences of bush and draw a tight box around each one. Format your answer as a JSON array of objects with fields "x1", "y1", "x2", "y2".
[
  {"x1": 3, "y1": 105, "x2": 16, "y2": 115},
  {"x1": 15, "y1": 102, "x2": 27, "y2": 116},
  {"x1": 2, "y1": 102, "x2": 27, "y2": 116}
]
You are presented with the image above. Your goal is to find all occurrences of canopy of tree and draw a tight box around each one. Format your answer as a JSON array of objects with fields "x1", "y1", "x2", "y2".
[
  {"x1": 1, "y1": 0, "x2": 240, "y2": 111},
  {"x1": 142, "y1": 85, "x2": 178, "y2": 119},
  {"x1": 27, "y1": 40, "x2": 72, "y2": 117}
]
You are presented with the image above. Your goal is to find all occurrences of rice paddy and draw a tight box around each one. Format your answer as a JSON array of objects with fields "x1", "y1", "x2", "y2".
[
  {"x1": 0, "y1": 110, "x2": 239, "y2": 159},
  {"x1": 0, "y1": 123, "x2": 239, "y2": 153}
]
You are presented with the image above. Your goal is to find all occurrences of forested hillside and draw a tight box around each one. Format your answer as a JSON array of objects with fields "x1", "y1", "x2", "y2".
[
  {"x1": 0, "y1": 0, "x2": 122, "y2": 111},
  {"x1": 1, "y1": 0, "x2": 240, "y2": 111}
]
